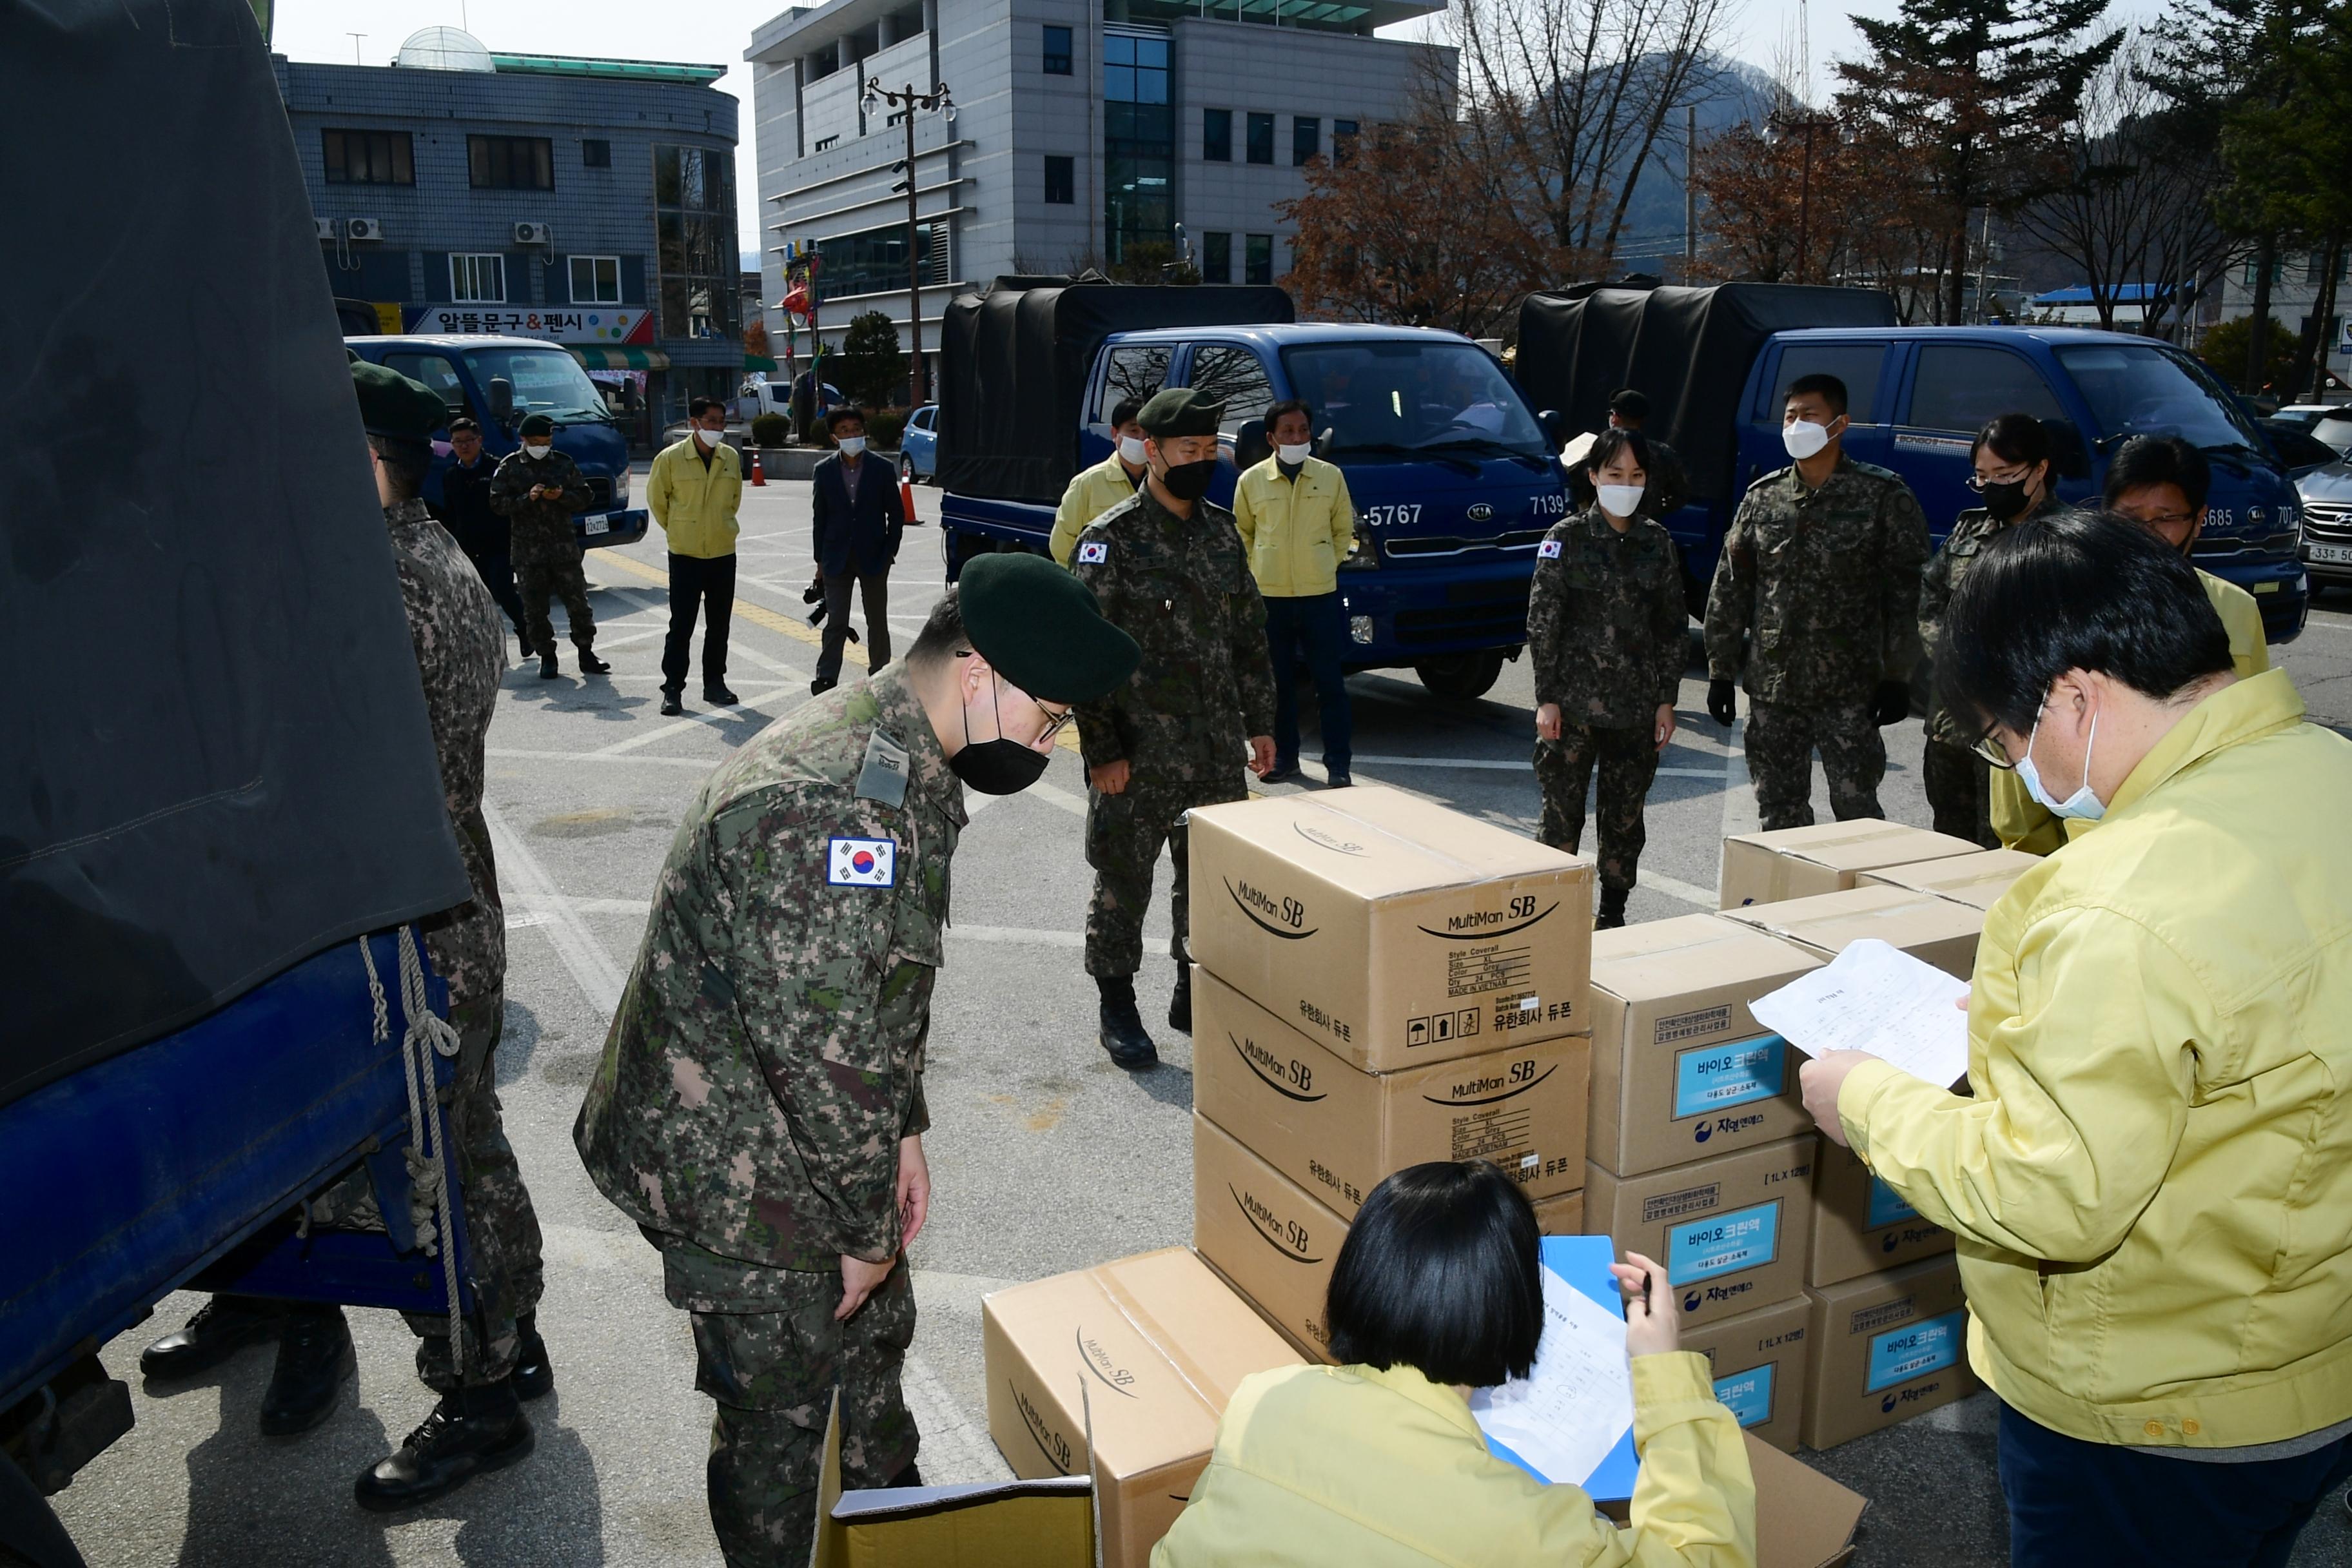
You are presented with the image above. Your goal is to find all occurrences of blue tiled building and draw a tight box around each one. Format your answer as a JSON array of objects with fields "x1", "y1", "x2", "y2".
[{"x1": 277, "y1": 28, "x2": 742, "y2": 445}]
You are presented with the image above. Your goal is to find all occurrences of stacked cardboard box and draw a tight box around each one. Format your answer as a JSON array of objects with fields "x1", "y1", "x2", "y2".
[
  {"x1": 1857, "y1": 847, "x2": 2039, "y2": 912},
  {"x1": 1718, "y1": 819, "x2": 1985, "y2": 910},
  {"x1": 1186, "y1": 785, "x2": 1595, "y2": 1360}
]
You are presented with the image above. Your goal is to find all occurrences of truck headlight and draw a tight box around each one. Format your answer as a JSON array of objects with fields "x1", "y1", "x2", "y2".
[
  {"x1": 614, "y1": 469, "x2": 631, "y2": 507},
  {"x1": 1349, "y1": 615, "x2": 1375, "y2": 645}
]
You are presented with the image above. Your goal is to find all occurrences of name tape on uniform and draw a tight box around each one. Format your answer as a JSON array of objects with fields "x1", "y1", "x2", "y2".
[
  {"x1": 1536, "y1": 540, "x2": 1562, "y2": 559},
  {"x1": 828, "y1": 836, "x2": 898, "y2": 888},
  {"x1": 1077, "y1": 541, "x2": 1109, "y2": 564}
]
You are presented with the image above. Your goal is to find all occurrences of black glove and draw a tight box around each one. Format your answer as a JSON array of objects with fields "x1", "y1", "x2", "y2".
[
  {"x1": 1872, "y1": 679, "x2": 1912, "y2": 728},
  {"x1": 1707, "y1": 678, "x2": 1738, "y2": 727}
]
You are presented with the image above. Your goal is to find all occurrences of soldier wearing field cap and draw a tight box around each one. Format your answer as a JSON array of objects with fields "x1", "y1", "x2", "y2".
[
  {"x1": 491, "y1": 411, "x2": 607, "y2": 680},
  {"x1": 1069, "y1": 386, "x2": 1278, "y2": 1070},
  {"x1": 574, "y1": 554, "x2": 1139, "y2": 1568}
]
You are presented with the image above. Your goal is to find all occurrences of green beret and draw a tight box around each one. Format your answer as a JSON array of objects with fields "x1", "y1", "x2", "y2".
[
  {"x1": 350, "y1": 360, "x2": 448, "y2": 441},
  {"x1": 957, "y1": 553, "x2": 1140, "y2": 704},
  {"x1": 1137, "y1": 387, "x2": 1224, "y2": 439},
  {"x1": 518, "y1": 413, "x2": 556, "y2": 438}
]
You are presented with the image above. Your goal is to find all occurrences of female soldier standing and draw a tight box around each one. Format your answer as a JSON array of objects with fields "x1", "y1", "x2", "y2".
[{"x1": 1529, "y1": 429, "x2": 1687, "y2": 929}]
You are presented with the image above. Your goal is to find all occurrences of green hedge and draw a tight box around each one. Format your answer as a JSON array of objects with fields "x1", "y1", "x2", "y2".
[{"x1": 750, "y1": 411, "x2": 790, "y2": 447}]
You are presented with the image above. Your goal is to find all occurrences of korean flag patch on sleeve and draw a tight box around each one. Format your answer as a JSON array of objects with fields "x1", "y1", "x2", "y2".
[
  {"x1": 828, "y1": 836, "x2": 897, "y2": 888},
  {"x1": 1536, "y1": 538, "x2": 1563, "y2": 559},
  {"x1": 1077, "y1": 540, "x2": 1109, "y2": 564}
]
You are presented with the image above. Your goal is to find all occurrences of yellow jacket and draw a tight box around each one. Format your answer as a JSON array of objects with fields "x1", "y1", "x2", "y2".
[
  {"x1": 1050, "y1": 453, "x2": 1144, "y2": 565},
  {"x1": 645, "y1": 436, "x2": 743, "y2": 559},
  {"x1": 1153, "y1": 1355, "x2": 1754, "y2": 1568},
  {"x1": 1841, "y1": 669, "x2": 2352, "y2": 1449},
  {"x1": 1992, "y1": 569, "x2": 2269, "y2": 854},
  {"x1": 1233, "y1": 455, "x2": 1356, "y2": 598}
]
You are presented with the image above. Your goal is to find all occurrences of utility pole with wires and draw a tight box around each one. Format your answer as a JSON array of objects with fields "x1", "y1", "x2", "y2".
[
  {"x1": 1684, "y1": 103, "x2": 1698, "y2": 275},
  {"x1": 862, "y1": 77, "x2": 956, "y2": 407},
  {"x1": 346, "y1": 32, "x2": 366, "y2": 63}
]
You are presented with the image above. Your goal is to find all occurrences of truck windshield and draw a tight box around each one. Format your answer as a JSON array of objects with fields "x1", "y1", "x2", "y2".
[
  {"x1": 1281, "y1": 340, "x2": 1550, "y2": 460},
  {"x1": 2055, "y1": 343, "x2": 2263, "y2": 455},
  {"x1": 463, "y1": 346, "x2": 612, "y2": 423}
]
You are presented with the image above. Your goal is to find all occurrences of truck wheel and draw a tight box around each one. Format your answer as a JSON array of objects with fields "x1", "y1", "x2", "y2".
[{"x1": 1414, "y1": 651, "x2": 1505, "y2": 701}]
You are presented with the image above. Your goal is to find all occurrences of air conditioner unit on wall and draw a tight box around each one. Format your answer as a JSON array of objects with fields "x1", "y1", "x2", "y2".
[
  {"x1": 514, "y1": 222, "x2": 554, "y2": 244},
  {"x1": 345, "y1": 217, "x2": 384, "y2": 241},
  {"x1": 315, "y1": 217, "x2": 338, "y2": 240}
]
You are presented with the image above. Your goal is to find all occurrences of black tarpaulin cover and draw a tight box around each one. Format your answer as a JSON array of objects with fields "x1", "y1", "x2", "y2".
[
  {"x1": 0, "y1": 0, "x2": 473, "y2": 1108},
  {"x1": 1515, "y1": 283, "x2": 1898, "y2": 501},
  {"x1": 937, "y1": 280, "x2": 1295, "y2": 504}
]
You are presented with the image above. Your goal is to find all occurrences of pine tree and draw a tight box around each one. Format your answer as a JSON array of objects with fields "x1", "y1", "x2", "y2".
[{"x1": 835, "y1": 311, "x2": 908, "y2": 411}]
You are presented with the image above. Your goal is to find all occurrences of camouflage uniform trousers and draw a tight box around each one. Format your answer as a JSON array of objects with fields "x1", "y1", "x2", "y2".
[
  {"x1": 516, "y1": 555, "x2": 597, "y2": 655},
  {"x1": 1743, "y1": 698, "x2": 1885, "y2": 832},
  {"x1": 1084, "y1": 774, "x2": 1247, "y2": 977},
  {"x1": 1921, "y1": 739, "x2": 1999, "y2": 849},
  {"x1": 665, "y1": 1241, "x2": 918, "y2": 1568},
  {"x1": 1533, "y1": 723, "x2": 1660, "y2": 895}
]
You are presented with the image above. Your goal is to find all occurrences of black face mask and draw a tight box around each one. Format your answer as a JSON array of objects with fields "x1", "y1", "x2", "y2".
[
  {"x1": 949, "y1": 676, "x2": 1051, "y2": 796},
  {"x1": 1980, "y1": 478, "x2": 2034, "y2": 522},
  {"x1": 1157, "y1": 456, "x2": 1218, "y2": 502}
]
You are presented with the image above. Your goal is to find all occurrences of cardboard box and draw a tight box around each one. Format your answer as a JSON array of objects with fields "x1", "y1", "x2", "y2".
[
  {"x1": 1581, "y1": 1137, "x2": 1816, "y2": 1328},
  {"x1": 1801, "y1": 1257, "x2": 1977, "y2": 1451},
  {"x1": 1681, "y1": 1295, "x2": 1814, "y2": 1454},
  {"x1": 981, "y1": 1248, "x2": 1300, "y2": 1568},
  {"x1": 1192, "y1": 965, "x2": 1589, "y2": 1215},
  {"x1": 1587, "y1": 917, "x2": 1823, "y2": 1178},
  {"x1": 1532, "y1": 1188, "x2": 1585, "y2": 1235},
  {"x1": 1719, "y1": 884, "x2": 1983, "y2": 983},
  {"x1": 1187, "y1": 787, "x2": 1593, "y2": 1071},
  {"x1": 1808, "y1": 1137, "x2": 1952, "y2": 1288},
  {"x1": 1857, "y1": 847, "x2": 2041, "y2": 912},
  {"x1": 1192, "y1": 1113, "x2": 1352, "y2": 1362},
  {"x1": 1718, "y1": 820, "x2": 1983, "y2": 911},
  {"x1": 814, "y1": 1390, "x2": 1093, "y2": 1567},
  {"x1": 1748, "y1": 1436, "x2": 1868, "y2": 1567}
]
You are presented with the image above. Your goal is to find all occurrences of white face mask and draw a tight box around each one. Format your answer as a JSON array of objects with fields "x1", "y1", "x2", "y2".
[
  {"x1": 1782, "y1": 418, "x2": 1838, "y2": 461},
  {"x1": 1117, "y1": 435, "x2": 1149, "y2": 466},
  {"x1": 838, "y1": 436, "x2": 867, "y2": 457},
  {"x1": 523, "y1": 442, "x2": 551, "y2": 460},
  {"x1": 2016, "y1": 699, "x2": 2106, "y2": 821},
  {"x1": 1595, "y1": 483, "x2": 1646, "y2": 518},
  {"x1": 1277, "y1": 442, "x2": 1313, "y2": 466},
  {"x1": 695, "y1": 426, "x2": 722, "y2": 447}
]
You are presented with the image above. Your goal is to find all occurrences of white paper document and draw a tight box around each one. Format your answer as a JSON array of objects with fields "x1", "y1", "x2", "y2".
[
  {"x1": 1469, "y1": 1263, "x2": 1634, "y2": 1486},
  {"x1": 1749, "y1": 937, "x2": 1972, "y2": 1088}
]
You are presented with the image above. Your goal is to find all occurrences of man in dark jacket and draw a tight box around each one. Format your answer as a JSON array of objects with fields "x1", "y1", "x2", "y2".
[
  {"x1": 433, "y1": 417, "x2": 531, "y2": 661},
  {"x1": 491, "y1": 413, "x2": 608, "y2": 680},
  {"x1": 809, "y1": 404, "x2": 905, "y2": 695}
]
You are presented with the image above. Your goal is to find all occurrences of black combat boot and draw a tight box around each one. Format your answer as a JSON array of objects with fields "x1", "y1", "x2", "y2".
[
  {"x1": 1168, "y1": 961, "x2": 1192, "y2": 1034},
  {"x1": 658, "y1": 688, "x2": 684, "y2": 716},
  {"x1": 511, "y1": 1313, "x2": 553, "y2": 1402},
  {"x1": 353, "y1": 1379, "x2": 534, "y2": 1513},
  {"x1": 704, "y1": 682, "x2": 739, "y2": 706},
  {"x1": 539, "y1": 650, "x2": 560, "y2": 679},
  {"x1": 139, "y1": 1295, "x2": 278, "y2": 1380},
  {"x1": 1096, "y1": 975, "x2": 1158, "y2": 1070},
  {"x1": 1596, "y1": 885, "x2": 1630, "y2": 930},
  {"x1": 575, "y1": 647, "x2": 611, "y2": 674},
  {"x1": 259, "y1": 1305, "x2": 354, "y2": 1436}
]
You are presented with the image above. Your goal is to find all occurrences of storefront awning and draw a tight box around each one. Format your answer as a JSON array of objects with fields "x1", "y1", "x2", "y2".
[
  {"x1": 570, "y1": 346, "x2": 672, "y2": 371},
  {"x1": 743, "y1": 353, "x2": 778, "y2": 371}
]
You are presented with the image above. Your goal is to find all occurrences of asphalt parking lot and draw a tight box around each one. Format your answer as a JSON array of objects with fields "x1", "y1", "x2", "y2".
[{"x1": 48, "y1": 475, "x2": 2352, "y2": 1566}]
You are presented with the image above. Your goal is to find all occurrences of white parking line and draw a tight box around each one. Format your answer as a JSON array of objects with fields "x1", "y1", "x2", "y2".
[
  {"x1": 489, "y1": 747, "x2": 719, "y2": 770},
  {"x1": 484, "y1": 798, "x2": 628, "y2": 1019}
]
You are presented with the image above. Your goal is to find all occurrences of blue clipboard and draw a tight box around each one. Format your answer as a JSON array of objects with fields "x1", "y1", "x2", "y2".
[{"x1": 1482, "y1": 1235, "x2": 1640, "y2": 1501}]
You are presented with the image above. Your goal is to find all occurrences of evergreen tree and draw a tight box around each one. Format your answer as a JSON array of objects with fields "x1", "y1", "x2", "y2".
[{"x1": 835, "y1": 310, "x2": 908, "y2": 409}]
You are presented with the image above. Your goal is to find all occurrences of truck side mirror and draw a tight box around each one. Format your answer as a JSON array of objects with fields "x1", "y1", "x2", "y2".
[
  {"x1": 2040, "y1": 418, "x2": 2091, "y2": 480},
  {"x1": 1538, "y1": 409, "x2": 1566, "y2": 448},
  {"x1": 1234, "y1": 417, "x2": 1271, "y2": 471},
  {"x1": 487, "y1": 376, "x2": 516, "y2": 422},
  {"x1": 1314, "y1": 426, "x2": 1336, "y2": 459}
]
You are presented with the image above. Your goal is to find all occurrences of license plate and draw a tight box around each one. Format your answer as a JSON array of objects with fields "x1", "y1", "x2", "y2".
[
  {"x1": 2308, "y1": 542, "x2": 2352, "y2": 565},
  {"x1": 582, "y1": 516, "x2": 611, "y2": 536}
]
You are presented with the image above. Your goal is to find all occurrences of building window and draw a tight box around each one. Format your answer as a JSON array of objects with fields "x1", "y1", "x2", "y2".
[
  {"x1": 814, "y1": 219, "x2": 950, "y2": 301},
  {"x1": 1293, "y1": 117, "x2": 1320, "y2": 166},
  {"x1": 1333, "y1": 119, "x2": 1358, "y2": 164},
  {"x1": 1104, "y1": 32, "x2": 1173, "y2": 267},
  {"x1": 1044, "y1": 24, "x2": 1073, "y2": 74},
  {"x1": 469, "y1": 135, "x2": 554, "y2": 190},
  {"x1": 1045, "y1": 155, "x2": 1076, "y2": 205},
  {"x1": 450, "y1": 253, "x2": 507, "y2": 304},
  {"x1": 569, "y1": 255, "x2": 622, "y2": 304},
  {"x1": 1246, "y1": 112, "x2": 1274, "y2": 166},
  {"x1": 1204, "y1": 108, "x2": 1231, "y2": 162},
  {"x1": 582, "y1": 138, "x2": 612, "y2": 168},
  {"x1": 814, "y1": 134, "x2": 841, "y2": 153},
  {"x1": 1244, "y1": 233, "x2": 1273, "y2": 286},
  {"x1": 654, "y1": 144, "x2": 740, "y2": 339},
  {"x1": 1202, "y1": 231, "x2": 1231, "y2": 284},
  {"x1": 322, "y1": 128, "x2": 414, "y2": 186}
]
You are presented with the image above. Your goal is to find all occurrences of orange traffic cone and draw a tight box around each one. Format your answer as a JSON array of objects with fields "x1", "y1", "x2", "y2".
[
  {"x1": 899, "y1": 473, "x2": 916, "y2": 522},
  {"x1": 750, "y1": 447, "x2": 767, "y2": 487}
]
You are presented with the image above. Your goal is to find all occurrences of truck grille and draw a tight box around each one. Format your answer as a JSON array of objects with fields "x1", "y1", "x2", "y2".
[
  {"x1": 1382, "y1": 531, "x2": 1547, "y2": 560},
  {"x1": 1393, "y1": 602, "x2": 1527, "y2": 646},
  {"x1": 2305, "y1": 502, "x2": 2352, "y2": 544},
  {"x1": 585, "y1": 475, "x2": 615, "y2": 509}
]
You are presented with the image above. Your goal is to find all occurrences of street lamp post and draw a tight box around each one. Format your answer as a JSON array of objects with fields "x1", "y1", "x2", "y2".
[{"x1": 862, "y1": 77, "x2": 956, "y2": 407}]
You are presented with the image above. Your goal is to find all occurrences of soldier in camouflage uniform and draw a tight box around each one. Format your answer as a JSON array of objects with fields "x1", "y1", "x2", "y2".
[
  {"x1": 491, "y1": 411, "x2": 609, "y2": 680},
  {"x1": 574, "y1": 555, "x2": 1136, "y2": 1568},
  {"x1": 1703, "y1": 373, "x2": 1929, "y2": 830},
  {"x1": 1528, "y1": 429, "x2": 1688, "y2": 929},
  {"x1": 1569, "y1": 390, "x2": 1690, "y2": 519},
  {"x1": 1070, "y1": 387, "x2": 1279, "y2": 1069}
]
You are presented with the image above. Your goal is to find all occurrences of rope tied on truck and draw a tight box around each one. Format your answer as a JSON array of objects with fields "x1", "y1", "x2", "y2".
[{"x1": 359, "y1": 928, "x2": 467, "y2": 1357}]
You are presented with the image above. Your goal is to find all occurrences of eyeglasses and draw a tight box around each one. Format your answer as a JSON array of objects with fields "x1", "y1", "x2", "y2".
[
  {"x1": 2119, "y1": 509, "x2": 2197, "y2": 530},
  {"x1": 1964, "y1": 468, "x2": 2032, "y2": 493},
  {"x1": 1967, "y1": 727, "x2": 2018, "y2": 770},
  {"x1": 1034, "y1": 705, "x2": 1077, "y2": 747}
]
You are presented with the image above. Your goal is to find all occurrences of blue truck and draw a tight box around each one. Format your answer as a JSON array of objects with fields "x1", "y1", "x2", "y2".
[
  {"x1": 936, "y1": 280, "x2": 1572, "y2": 700},
  {"x1": 1514, "y1": 283, "x2": 2311, "y2": 643},
  {"x1": 344, "y1": 334, "x2": 651, "y2": 550}
]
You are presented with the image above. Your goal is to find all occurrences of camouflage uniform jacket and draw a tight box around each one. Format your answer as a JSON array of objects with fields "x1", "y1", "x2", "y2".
[
  {"x1": 1069, "y1": 487, "x2": 1278, "y2": 781},
  {"x1": 1527, "y1": 506, "x2": 1687, "y2": 730},
  {"x1": 1703, "y1": 455, "x2": 1930, "y2": 708},
  {"x1": 489, "y1": 447, "x2": 591, "y2": 569},
  {"x1": 574, "y1": 664, "x2": 963, "y2": 1271},
  {"x1": 1918, "y1": 496, "x2": 2072, "y2": 744},
  {"x1": 384, "y1": 498, "x2": 506, "y2": 1012}
]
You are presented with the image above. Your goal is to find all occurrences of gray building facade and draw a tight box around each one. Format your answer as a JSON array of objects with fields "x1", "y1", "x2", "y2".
[
  {"x1": 745, "y1": 0, "x2": 1448, "y2": 371},
  {"x1": 277, "y1": 31, "x2": 743, "y2": 442}
]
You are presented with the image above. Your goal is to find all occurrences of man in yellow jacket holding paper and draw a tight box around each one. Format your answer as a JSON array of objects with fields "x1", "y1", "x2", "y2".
[{"x1": 1800, "y1": 511, "x2": 2352, "y2": 1566}]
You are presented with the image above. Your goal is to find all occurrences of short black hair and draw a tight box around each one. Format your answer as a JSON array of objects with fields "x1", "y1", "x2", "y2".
[
  {"x1": 1326, "y1": 1161, "x2": 1542, "y2": 1388},
  {"x1": 689, "y1": 395, "x2": 725, "y2": 420},
  {"x1": 447, "y1": 416, "x2": 481, "y2": 436},
  {"x1": 1935, "y1": 509, "x2": 2233, "y2": 737},
  {"x1": 366, "y1": 432, "x2": 431, "y2": 500},
  {"x1": 1786, "y1": 373, "x2": 1848, "y2": 417},
  {"x1": 1111, "y1": 397, "x2": 1146, "y2": 429},
  {"x1": 1972, "y1": 411, "x2": 2052, "y2": 472},
  {"x1": 906, "y1": 583, "x2": 969, "y2": 672},
  {"x1": 2104, "y1": 434, "x2": 2211, "y2": 512},
  {"x1": 825, "y1": 404, "x2": 868, "y2": 433},
  {"x1": 1266, "y1": 398, "x2": 1314, "y2": 431},
  {"x1": 1585, "y1": 426, "x2": 1652, "y2": 478},
  {"x1": 1608, "y1": 388, "x2": 1650, "y2": 422}
]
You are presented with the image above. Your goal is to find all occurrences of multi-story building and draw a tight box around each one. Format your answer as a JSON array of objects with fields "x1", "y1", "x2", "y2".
[
  {"x1": 2217, "y1": 250, "x2": 2351, "y2": 397},
  {"x1": 744, "y1": 0, "x2": 1449, "y2": 380},
  {"x1": 279, "y1": 27, "x2": 744, "y2": 444}
]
